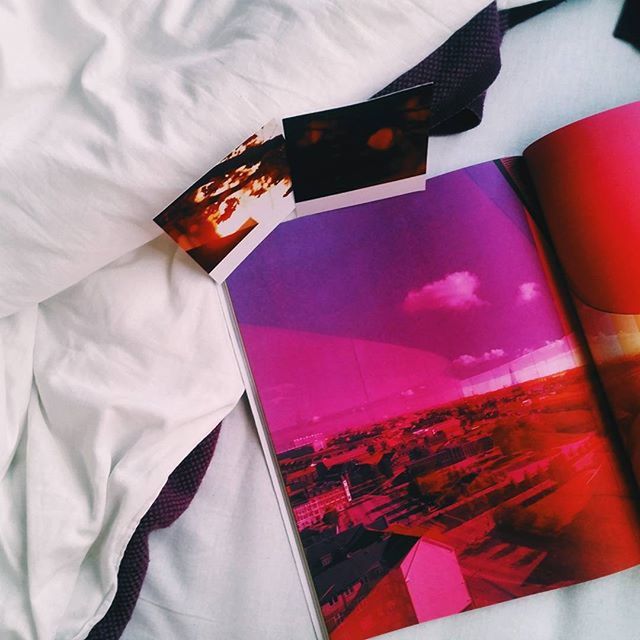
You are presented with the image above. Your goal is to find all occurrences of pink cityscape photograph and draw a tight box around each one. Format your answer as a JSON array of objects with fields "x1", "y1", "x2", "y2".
[{"x1": 227, "y1": 162, "x2": 640, "y2": 640}]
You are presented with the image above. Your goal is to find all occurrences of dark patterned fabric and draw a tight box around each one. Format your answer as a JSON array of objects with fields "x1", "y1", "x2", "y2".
[
  {"x1": 500, "y1": 0, "x2": 565, "y2": 29},
  {"x1": 377, "y1": 1, "x2": 564, "y2": 135},
  {"x1": 615, "y1": 0, "x2": 640, "y2": 50},
  {"x1": 375, "y1": 3, "x2": 503, "y2": 134},
  {"x1": 87, "y1": 426, "x2": 222, "y2": 640}
]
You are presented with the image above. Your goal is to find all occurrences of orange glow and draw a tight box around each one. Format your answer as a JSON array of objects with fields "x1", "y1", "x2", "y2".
[{"x1": 367, "y1": 127, "x2": 395, "y2": 150}]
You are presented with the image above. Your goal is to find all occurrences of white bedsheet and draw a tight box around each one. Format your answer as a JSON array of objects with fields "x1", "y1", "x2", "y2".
[
  {"x1": 122, "y1": 1, "x2": 640, "y2": 640},
  {"x1": 0, "y1": 1, "x2": 493, "y2": 639}
]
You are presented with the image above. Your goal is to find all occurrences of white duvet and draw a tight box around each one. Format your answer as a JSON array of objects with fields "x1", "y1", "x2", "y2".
[{"x1": 0, "y1": 1, "x2": 493, "y2": 638}]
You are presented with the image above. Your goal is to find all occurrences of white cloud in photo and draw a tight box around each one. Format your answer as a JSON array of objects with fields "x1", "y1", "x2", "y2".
[
  {"x1": 454, "y1": 348, "x2": 506, "y2": 367},
  {"x1": 403, "y1": 271, "x2": 486, "y2": 312},
  {"x1": 517, "y1": 281, "x2": 541, "y2": 303}
]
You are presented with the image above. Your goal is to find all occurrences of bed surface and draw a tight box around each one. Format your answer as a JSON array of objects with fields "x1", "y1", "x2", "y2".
[
  {"x1": 122, "y1": 1, "x2": 640, "y2": 639},
  {"x1": 2, "y1": 1, "x2": 638, "y2": 639}
]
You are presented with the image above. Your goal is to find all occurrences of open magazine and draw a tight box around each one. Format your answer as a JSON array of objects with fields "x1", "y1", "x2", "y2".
[{"x1": 157, "y1": 97, "x2": 640, "y2": 640}]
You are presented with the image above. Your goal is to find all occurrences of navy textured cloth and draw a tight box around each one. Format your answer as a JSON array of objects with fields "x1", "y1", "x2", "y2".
[
  {"x1": 376, "y1": 1, "x2": 564, "y2": 134},
  {"x1": 87, "y1": 426, "x2": 222, "y2": 640},
  {"x1": 376, "y1": 3, "x2": 503, "y2": 134},
  {"x1": 615, "y1": 0, "x2": 640, "y2": 50}
]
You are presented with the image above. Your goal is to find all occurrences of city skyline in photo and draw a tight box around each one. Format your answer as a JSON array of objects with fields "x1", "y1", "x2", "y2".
[{"x1": 227, "y1": 159, "x2": 640, "y2": 640}]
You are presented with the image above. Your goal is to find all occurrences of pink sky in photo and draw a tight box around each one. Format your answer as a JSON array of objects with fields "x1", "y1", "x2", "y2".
[{"x1": 228, "y1": 162, "x2": 568, "y2": 447}]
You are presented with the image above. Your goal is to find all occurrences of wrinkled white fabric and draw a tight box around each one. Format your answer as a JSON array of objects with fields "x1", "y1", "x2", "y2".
[
  {"x1": 0, "y1": 1, "x2": 494, "y2": 639},
  {"x1": 0, "y1": 0, "x2": 489, "y2": 320},
  {"x1": 1, "y1": 237, "x2": 243, "y2": 640}
]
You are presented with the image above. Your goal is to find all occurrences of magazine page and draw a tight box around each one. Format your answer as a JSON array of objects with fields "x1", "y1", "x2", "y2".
[
  {"x1": 524, "y1": 101, "x2": 640, "y2": 482},
  {"x1": 224, "y1": 160, "x2": 640, "y2": 640}
]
